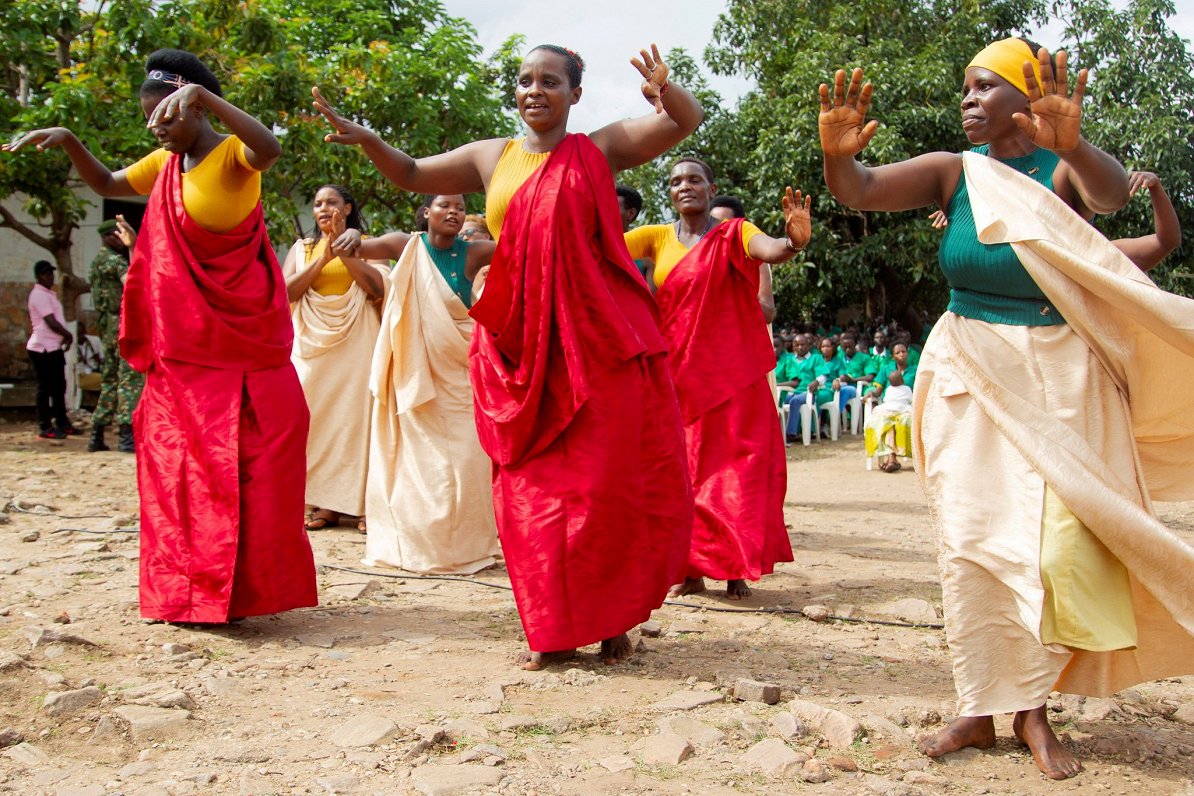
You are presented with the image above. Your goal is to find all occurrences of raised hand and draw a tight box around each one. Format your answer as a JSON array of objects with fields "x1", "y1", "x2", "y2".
[
  {"x1": 2, "y1": 127, "x2": 74, "y2": 153},
  {"x1": 818, "y1": 69, "x2": 879, "y2": 157},
  {"x1": 147, "y1": 84, "x2": 204, "y2": 128},
  {"x1": 630, "y1": 44, "x2": 670, "y2": 114},
  {"x1": 114, "y1": 214, "x2": 137, "y2": 248},
  {"x1": 1128, "y1": 171, "x2": 1160, "y2": 196},
  {"x1": 1014, "y1": 48, "x2": 1084, "y2": 153},
  {"x1": 311, "y1": 87, "x2": 375, "y2": 146},
  {"x1": 331, "y1": 226, "x2": 362, "y2": 258},
  {"x1": 782, "y1": 187, "x2": 812, "y2": 250}
]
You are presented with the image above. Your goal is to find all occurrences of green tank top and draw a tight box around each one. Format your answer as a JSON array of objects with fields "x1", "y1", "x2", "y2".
[
  {"x1": 939, "y1": 145, "x2": 1065, "y2": 326},
  {"x1": 421, "y1": 234, "x2": 472, "y2": 308}
]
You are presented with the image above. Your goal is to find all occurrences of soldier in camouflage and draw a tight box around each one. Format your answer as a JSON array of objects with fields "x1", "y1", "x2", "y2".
[{"x1": 88, "y1": 217, "x2": 144, "y2": 453}]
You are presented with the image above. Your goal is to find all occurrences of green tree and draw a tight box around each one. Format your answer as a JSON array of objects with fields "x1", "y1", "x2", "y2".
[
  {"x1": 0, "y1": 0, "x2": 518, "y2": 281},
  {"x1": 1053, "y1": 0, "x2": 1194, "y2": 295},
  {"x1": 702, "y1": 0, "x2": 1052, "y2": 326}
]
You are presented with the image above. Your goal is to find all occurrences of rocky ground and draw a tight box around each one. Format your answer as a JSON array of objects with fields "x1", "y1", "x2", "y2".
[{"x1": 1, "y1": 410, "x2": 1193, "y2": 796}]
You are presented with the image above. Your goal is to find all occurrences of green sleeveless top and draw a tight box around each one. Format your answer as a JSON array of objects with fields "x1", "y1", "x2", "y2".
[
  {"x1": 421, "y1": 233, "x2": 472, "y2": 307},
  {"x1": 939, "y1": 145, "x2": 1064, "y2": 326}
]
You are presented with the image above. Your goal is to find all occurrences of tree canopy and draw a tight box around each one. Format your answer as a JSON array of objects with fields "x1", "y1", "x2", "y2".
[{"x1": 0, "y1": 0, "x2": 519, "y2": 274}]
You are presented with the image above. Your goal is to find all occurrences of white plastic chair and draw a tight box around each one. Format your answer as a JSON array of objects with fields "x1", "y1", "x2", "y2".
[{"x1": 800, "y1": 388, "x2": 840, "y2": 446}]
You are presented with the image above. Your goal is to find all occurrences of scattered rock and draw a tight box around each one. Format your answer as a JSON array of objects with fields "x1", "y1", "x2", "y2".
[
  {"x1": 770, "y1": 712, "x2": 807, "y2": 740},
  {"x1": 326, "y1": 581, "x2": 380, "y2": 602},
  {"x1": 22, "y1": 626, "x2": 99, "y2": 648},
  {"x1": 0, "y1": 729, "x2": 24, "y2": 748},
  {"x1": 788, "y1": 699, "x2": 863, "y2": 748},
  {"x1": 903, "y1": 770, "x2": 950, "y2": 785},
  {"x1": 639, "y1": 733, "x2": 693, "y2": 766},
  {"x1": 874, "y1": 598, "x2": 939, "y2": 624},
  {"x1": 329, "y1": 715, "x2": 399, "y2": 747},
  {"x1": 415, "y1": 724, "x2": 446, "y2": 743},
  {"x1": 639, "y1": 620, "x2": 662, "y2": 637},
  {"x1": 3, "y1": 742, "x2": 50, "y2": 766},
  {"x1": 52, "y1": 611, "x2": 70, "y2": 624},
  {"x1": 741, "y1": 738, "x2": 808, "y2": 777},
  {"x1": 597, "y1": 754, "x2": 635, "y2": 772},
  {"x1": 0, "y1": 650, "x2": 27, "y2": 671},
  {"x1": 119, "y1": 761, "x2": 157, "y2": 778},
  {"x1": 410, "y1": 764, "x2": 504, "y2": 795},
  {"x1": 161, "y1": 642, "x2": 191, "y2": 656},
  {"x1": 500, "y1": 714, "x2": 541, "y2": 732},
  {"x1": 938, "y1": 745, "x2": 983, "y2": 766},
  {"x1": 652, "y1": 691, "x2": 723, "y2": 712},
  {"x1": 314, "y1": 773, "x2": 359, "y2": 794},
  {"x1": 912, "y1": 708, "x2": 941, "y2": 728},
  {"x1": 829, "y1": 755, "x2": 859, "y2": 771},
  {"x1": 1082, "y1": 697, "x2": 1120, "y2": 722},
  {"x1": 443, "y1": 718, "x2": 489, "y2": 741},
  {"x1": 1171, "y1": 704, "x2": 1194, "y2": 725},
  {"x1": 296, "y1": 633, "x2": 336, "y2": 649},
  {"x1": 19, "y1": 530, "x2": 39, "y2": 542},
  {"x1": 42, "y1": 686, "x2": 104, "y2": 717},
  {"x1": 0, "y1": 512, "x2": 9, "y2": 524},
  {"x1": 112, "y1": 705, "x2": 191, "y2": 741},
  {"x1": 800, "y1": 757, "x2": 831, "y2": 783},
  {"x1": 802, "y1": 604, "x2": 832, "y2": 622},
  {"x1": 657, "y1": 715, "x2": 725, "y2": 747},
  {"x1": 733, "y1": 678, "x2": 781, "y2": 705}
]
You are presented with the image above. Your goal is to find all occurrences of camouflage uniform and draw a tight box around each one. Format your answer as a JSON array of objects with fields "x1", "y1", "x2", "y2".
[{"x1": 89, "y1": 246, "x2": 144, "y2": 426}]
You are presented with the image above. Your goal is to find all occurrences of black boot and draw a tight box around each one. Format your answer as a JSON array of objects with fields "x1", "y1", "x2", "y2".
[
  {"x1": 87, "y1": 424, "x2": 109, "y2": 452},
  {"x1": 118, "y1": 423, "x2": 135, "y2": 454}
]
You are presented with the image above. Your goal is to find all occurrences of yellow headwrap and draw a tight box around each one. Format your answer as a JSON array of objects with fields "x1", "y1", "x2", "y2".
[{"x1": 967, "y1": 38, "x2": 1044, "y2": 97}]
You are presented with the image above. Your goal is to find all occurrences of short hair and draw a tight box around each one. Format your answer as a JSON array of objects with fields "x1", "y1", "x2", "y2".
[
  {"x1": 670, "y1": 157, "x2": 715, "y2": 183},
  {"x1": 709, "y1": 195, "x2": 745, "y2": 218},
  {"x1": 415, "y1": 194, "x2": 466, "y2": 233},
  {"x1": 317, "y1": 184, "x2": 364, "y2": 233},
  {"x1": 615, "y1": 185, "x2": 642, "y2": 213},
  {"x1": 141, "y1": 49, "x2": 222, "y2": 99},
  {"x1": 528, "y1": 45, "x2": 585, "y2": 88}
]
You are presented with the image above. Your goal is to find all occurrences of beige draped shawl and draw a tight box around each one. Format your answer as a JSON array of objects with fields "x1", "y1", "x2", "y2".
[
  {"x1": 363, "y1": 236, "x2": 499, "y2": 574},
  {"x1": 290, "y1": 243, "x2": 387, "y2": 516},
  {"x1": 913, "y1": 153, "x2": 1194, "y2": 716}
]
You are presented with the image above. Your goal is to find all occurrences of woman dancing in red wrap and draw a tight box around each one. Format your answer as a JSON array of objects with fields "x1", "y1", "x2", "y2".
[
  {"x1": 5, "y1": 49, "x2": 317, "y2": 624},
  {"x1": 314, "y1": 43, "x2": 701, "y2": 668},
  {"x1": 625, "y1": 158, "x2": 811, "y2": 600}
]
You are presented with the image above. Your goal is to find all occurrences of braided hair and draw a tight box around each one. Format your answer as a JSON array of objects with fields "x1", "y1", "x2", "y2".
[
  {"x1": 140, "y1": 49, "x2": 223, "y2": 99},
  {"x1": 528, "y1": 45, "x2": 585, "y2": 88}
]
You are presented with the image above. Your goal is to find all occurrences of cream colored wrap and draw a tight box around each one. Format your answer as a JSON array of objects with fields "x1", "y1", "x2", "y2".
[
  {"x1": 913, "y1": 153, "x2": 1194, "y2": 717},
  {"x1": 290, "y1": 246, "x2": 387, "y2": 516},
  {"x1": 363, "y1": 236, "x2": 499, "y2": 574}
]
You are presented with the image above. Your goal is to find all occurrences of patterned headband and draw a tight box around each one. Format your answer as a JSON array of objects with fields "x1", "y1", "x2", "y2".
[{"x1": 146, "y1": 69, "x2": 191, "y2": 89}]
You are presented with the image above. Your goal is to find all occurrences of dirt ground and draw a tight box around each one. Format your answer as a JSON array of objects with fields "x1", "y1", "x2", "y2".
[{"x1": 1, "y1": 410, "x2": 1193, "y2": 796}]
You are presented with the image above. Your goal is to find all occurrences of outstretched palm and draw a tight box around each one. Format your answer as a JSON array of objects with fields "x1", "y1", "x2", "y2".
[
  {"x1": 630, "y1": 44, "x2": 670, "y2": 114},
  {"x1": 1014, "y1": 48, "x2": 1084, "y2": 153},
  {"x1": 311, "y1": 87, "x2": 373, "y2": 146},
  {"x1": 782, "y1": 187, "x2": 812, "y2": 250},
  {"x1": 818, "y1": 68, "x2": 879, "y2": 157}
]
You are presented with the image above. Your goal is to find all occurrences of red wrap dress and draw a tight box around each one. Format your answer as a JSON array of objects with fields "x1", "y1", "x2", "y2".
[
  {"x1": 470, "y1": 134, "x2": 693, "y2": 652},
  {"x1": 120, "y1": 136, "x2": 317, "y2": 623},
  {"x1": 626, "y1": 219, "x2": 791, "y2": 582}
]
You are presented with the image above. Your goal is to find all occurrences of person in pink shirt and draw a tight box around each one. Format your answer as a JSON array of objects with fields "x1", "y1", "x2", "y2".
[{"x1": 27, "y1": 260, "x2": 78, "y2": 440}]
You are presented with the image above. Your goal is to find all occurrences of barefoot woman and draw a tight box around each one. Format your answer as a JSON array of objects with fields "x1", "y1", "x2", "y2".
[
  {"x1": 283, "y1": 185, "x2": 388, "y2": 533},
  {"x1": 624, "y1": 158, "x2": 809, "y2": 600},
  {"x1": 314, "y1": 44, "x2": 699, "y2": 668},
  {"x1": 5, "y1": 49, "x2": 317, "y2": 623},
  {"x1": 335, "y1": 194, "x2": 502, "y2": 575},
  {"x1": 819, "y1": 39, "x2": 1194, "y2": 778}
]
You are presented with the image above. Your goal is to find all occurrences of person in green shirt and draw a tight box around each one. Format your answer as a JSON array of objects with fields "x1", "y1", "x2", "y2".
[
  {"x1": 782, "y1": 334, "x2": 838, "y2": 440},
  {"x1": 866, "y1": 343, "x2": 917, "y2": 400},
  {"x1": 839, "y1": 334, "x2": 876, "y2": 391}
]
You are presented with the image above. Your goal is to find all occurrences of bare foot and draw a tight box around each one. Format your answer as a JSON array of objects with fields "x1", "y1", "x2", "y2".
[
  {"x1": 599, "y1": 633, "x2": 633, "y2": 665},
  {"x1": 667, "y1": 577, "x2": 706, "y2": 598},
  {"x1": 726, "y1": 579, "x2": 752, "y2": 600},
  {"x1": 1013, "y1": 706, "x2": 1083, "y2": 780},
  {"x1": 918, "y1": 715, "x2": 996, "y2": 757},
  {"x1": 516, "y1": 648, "x2": 576, "y2": 671}
]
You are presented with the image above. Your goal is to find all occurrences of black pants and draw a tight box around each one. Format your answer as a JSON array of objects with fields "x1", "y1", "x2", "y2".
[{"x1": 28, "y1": 349, "x2": 70, "y2": 431}]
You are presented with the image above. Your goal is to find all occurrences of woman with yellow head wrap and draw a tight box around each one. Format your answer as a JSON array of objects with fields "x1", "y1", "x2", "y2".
[{"x1": 817, "y1": 39, "x2": 1194, "y2": 781}]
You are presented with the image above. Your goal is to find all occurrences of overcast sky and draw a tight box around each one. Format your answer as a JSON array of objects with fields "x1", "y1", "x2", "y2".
[{"x1": 442, "y1": 0, "x2": 1193, "y2": 132}]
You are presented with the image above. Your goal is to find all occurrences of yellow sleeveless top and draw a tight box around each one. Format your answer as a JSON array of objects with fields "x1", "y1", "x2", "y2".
[
  {"x1": 485, "y1": 139, "x2": 551, "y2": 242},
  {"x1": 305, "y1": 237, "x2": 355, "y2": 296},
  {"x1": 124, "y1": 136, "x2": 261, "y2": 233},
  {"x1": 624, "y1": 221, "x2": 764, "y2": 288}
]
